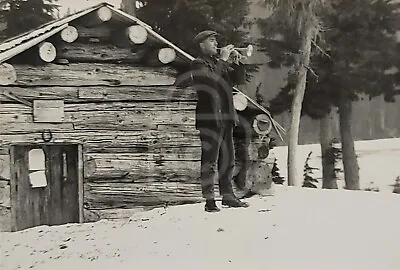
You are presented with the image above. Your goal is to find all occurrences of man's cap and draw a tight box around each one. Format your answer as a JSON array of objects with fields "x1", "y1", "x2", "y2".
[{"x1": 193, "y1": 30, "x2": 218, "y2": 45}]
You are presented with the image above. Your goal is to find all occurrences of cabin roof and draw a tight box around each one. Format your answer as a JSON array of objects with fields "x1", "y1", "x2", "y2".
[{"x1": 0, "y1": 2, "x2": 194, "y2": 64}]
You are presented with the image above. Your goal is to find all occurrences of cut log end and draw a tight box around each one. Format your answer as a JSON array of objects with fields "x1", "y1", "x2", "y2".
[
  {"x1": 127, "y1": 25, "x2": 148, "y2": 44},
  {"x1": 79, "y1": 6, "x2": 113, "y2": 27},
  {"x1": 0, "y1": 63, "x2": 17, "y2": 85},
  {"x1": 253, "y1": 114, "x2": 272, "y2": 135},
  {"x1": 60, "y1": 26, "x2": 79, "y2": 43},
  {"x1": 38, "y1": 42, "x2": 57, "y2": 63},
  {"x1": 158, "y1": 48, "x2": 176, "y2": 64},
  {"x1": 97, "y1": 6, "x2": 112, "y2": 22},
  {"x1": 233, "y1": 93, "x2": 248, "y2": 111}
]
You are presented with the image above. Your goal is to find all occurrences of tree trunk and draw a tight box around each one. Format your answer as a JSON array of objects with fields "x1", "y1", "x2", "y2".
[
  {"x1": 320, "y1": 111, "x2": 337, "y2": 189},
  {"x1": 287, "y1": 23, "x2": 314, "y2": 186},
  {"x1": 121, "y1": 0, "x2": 136, "y2": 16},
  {"x1": 339, "y1": 93, "x2": 360, "y2": 190}
]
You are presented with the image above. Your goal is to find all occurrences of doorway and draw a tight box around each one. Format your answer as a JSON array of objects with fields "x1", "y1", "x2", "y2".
[{"x1": 10, "y1": 144, "x2": 83, "y2": 231}]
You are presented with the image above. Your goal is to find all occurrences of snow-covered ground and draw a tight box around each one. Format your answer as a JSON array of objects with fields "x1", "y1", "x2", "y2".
[
  {"x1": 1, "y1": 138, "x2": 400, "y2": 270},
  {"x1": 1, "y1": 186, "x2": 400, "y2": 270},
  {"x1": 271, "y1": 138, "x2": 400, "y2": 192}
]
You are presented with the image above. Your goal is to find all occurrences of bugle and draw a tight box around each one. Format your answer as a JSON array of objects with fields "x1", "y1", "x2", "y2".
[
  {"x1": 233, "y1": 44, "x2": 253, "y2": 57},
  {"x1": 110, "y1": 7, "x2": 286, "y2": 141},
  {"x1": 218, "y1": 44, "x2": 254, "y2": 57}
]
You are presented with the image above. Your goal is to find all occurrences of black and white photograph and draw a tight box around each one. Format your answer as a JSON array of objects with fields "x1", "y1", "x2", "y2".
[{"x1": 0, "y1": 0, "x2": 399, "y2": 269}]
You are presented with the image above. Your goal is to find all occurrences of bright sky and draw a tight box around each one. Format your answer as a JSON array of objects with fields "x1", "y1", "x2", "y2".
[{"x1": 56, "y1": 0, "x2": 122, "y2": 16}]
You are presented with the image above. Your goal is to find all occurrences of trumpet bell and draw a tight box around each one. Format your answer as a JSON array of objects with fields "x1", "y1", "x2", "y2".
[
  {"x1": 245, "y1": 44, "x2": 253, "y2": 57},
  {"x1": 217, "y1": 44, "x2": 254, "y2": 57},
  {"x1": 235, "y1": 45, "x2": 253, "y2": 57}
]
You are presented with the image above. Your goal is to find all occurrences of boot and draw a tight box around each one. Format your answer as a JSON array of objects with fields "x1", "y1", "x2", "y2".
[
  {"x1": 205, "y1": 199, "x2": 220, "y2": 212},
  {"x1": 222, "y1": 195, "x2": 249, "y2": 208}
]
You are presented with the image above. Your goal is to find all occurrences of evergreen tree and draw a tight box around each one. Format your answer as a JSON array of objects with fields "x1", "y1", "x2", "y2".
[
  {"x1": 363, "y1": 181, "x2": 379, "y2": 192},
  {"x1": 136, "y1": 0, "x2": 253, "y2": 55},
  {"x1": 258, "y1": 0, "x2": 400, "y2": 189},
  {"x1": 271, "y1": 158, "x2": 285, "y2": 184},
  {"x1": 257, "y1": 0, "x2": 331, "y2": 186},
  {"x1": 135, "y1": 0, "x2": 259, "y2": 82},
  {"x1": 302, "y1": 151, "x2": 319, "y2": 188},
  {"x1": 393, "y1": 176, "x2": 400, "y2": 194},
  {"x1": 0, "y1": 0, "x2": 59, "y2": 38}
]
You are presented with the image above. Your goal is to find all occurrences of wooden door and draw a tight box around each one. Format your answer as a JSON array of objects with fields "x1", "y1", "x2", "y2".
[{"x1": 10, "y1": 144, "x2": 83, "y2": 231}]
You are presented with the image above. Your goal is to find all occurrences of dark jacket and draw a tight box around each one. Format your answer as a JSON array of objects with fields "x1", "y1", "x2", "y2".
[{"x1": 190, "y1": 55, "x2": 246, "y2": 130}]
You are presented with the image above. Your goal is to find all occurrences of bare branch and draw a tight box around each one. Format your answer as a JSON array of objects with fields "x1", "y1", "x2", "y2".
[
  {"x1": 305, "y1": 64, "x2": 319, "y2": 80},
  {"x1": 311, "y1": 39, "x2": 331, "y2": 60}
]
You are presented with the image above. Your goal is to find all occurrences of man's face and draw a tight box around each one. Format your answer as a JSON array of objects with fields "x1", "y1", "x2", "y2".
[{"x1": 199, "y1": 35, "x2": 218, "y2": 56}]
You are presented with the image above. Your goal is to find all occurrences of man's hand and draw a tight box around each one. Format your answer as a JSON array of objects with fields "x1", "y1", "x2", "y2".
[
  {"x1": 228, "y1": 50, "x2": 242, "y2": 65},
  {"x1": 219, "y1": 44, "x2": 235, "y2": 61}
]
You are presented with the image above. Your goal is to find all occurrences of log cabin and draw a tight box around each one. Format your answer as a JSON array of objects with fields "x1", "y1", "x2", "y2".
[{"x1": 0, "y1": 2, "x2": 275, "y2": 232}]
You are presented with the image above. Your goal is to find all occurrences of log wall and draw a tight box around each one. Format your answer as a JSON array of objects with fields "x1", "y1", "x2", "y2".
[
  {"x1": 0, "y1": 84, "x2": 202, "y2": 211},
  {"x1": 0, "y1": 19, "x2": 207, "y2": 223},
  {"x1": 0, "y1": 17, "x2": 274, "y2": 228}
]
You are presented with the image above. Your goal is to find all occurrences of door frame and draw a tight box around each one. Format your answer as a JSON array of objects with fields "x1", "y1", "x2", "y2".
[{"x1": 9, "y1": 143, "x2": 84, "y2": 231}]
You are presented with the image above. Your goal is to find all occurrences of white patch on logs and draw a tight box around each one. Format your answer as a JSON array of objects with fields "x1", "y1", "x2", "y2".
[
  {"x1": 0, "y1": 63, "x2": 17, "y2": 85},
  {"x1": 60, "y1": 26, "x2": 79, "y2": 43},
  {"x1": 97, "y1": 6, "x2": 112, "y2": 22},
  {"x1": 233, "y1": 93, "x2": 248, "y2": 111},
  {"x1": 38, "y1": 42, "x2": 57, "y2": 63},
  {"x1": 158, "y1": 48, "x2": 176, "y2": 64},
  {"x1": 127, "y1": 25, "x2": 148, "y2": 44}
]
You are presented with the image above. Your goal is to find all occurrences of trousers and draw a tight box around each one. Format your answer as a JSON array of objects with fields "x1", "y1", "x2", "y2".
[{"x1": 198, "y1": 124, "x2": 235, "y2": 199}]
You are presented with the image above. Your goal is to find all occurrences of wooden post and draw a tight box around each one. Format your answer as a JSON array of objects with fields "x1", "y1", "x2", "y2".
[
  {"x1": 38, "y1": 42, "x2": 57, "y2": 63},
  {"x1": 9, "y1": 146, "x2": 17, "y2": 232},
  {"x1": 0, "y1": 63, "x2": 17, "y2": 85},
  {"x1": 77, "y1": 144, "x2": 84, "y2": 223},
  {"x1": 60, "y1": 26, "x2": 79, "y2": 43}
]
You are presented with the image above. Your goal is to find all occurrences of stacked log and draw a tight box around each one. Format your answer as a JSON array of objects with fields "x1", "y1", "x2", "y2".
[
  {"x1": 12, "y1": 64, "x2": 177, "y2": 86},
  {"x1": 112, "y1": 25, "x2": 148, "y2": 47},
  {"x1": 38, "y1": 42, "x2": 57, "y2": 63},
  {"x1": 75, "y1": 6, "x2": 113, "y2": 27},
  {"x1": 58, "y1": 22, "x2": 177, "y2": 67},
  {"x1": 0, "y1": 83, "x2": 200, "y2": 210},
  {"x1": 60, "y1": 26, "x2": 79, "y2": 43},
  {"x1": 233, "y1": 112, "x2": 274, "y2": 197},
  {"x1": 0, "y1": 6, "x2": 216, "y2": 217},
  {"x1": 0, "y1": 63, "x2": 17, "y2": 85}
]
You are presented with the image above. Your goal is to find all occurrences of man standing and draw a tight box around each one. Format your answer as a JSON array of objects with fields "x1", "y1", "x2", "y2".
[{"x1": 191, "y1": 30, "x2": 249, "y2": 212}]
